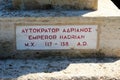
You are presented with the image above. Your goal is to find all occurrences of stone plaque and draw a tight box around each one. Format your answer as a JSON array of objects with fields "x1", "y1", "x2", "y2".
[{"x1": 16, "y1": 25, "x2": 98, "y2": 50}]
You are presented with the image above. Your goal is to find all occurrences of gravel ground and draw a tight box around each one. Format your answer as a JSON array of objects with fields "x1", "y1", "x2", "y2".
[{"x1": 0, "y1": 58, "x2": 120, "y2": 80}]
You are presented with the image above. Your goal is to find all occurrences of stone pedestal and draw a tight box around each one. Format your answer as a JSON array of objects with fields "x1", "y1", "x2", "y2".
[
  {"x1": 12, "y1": 0, "x2": 98, "y2": 10},
  {"x1": 0, "y1": 0, "x2": 120, "y2": 59}
]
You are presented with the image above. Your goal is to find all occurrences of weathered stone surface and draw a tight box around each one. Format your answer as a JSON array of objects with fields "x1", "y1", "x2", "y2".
[
  {"x1": 0, "y1": 17, "x2": 120, "y2": 59},
  {"x1": 12, "y1": 0, "x2": 98, "y2": 10},
  {"x1": 0, "y1": 58, "x2": 120, "y2": 80}
]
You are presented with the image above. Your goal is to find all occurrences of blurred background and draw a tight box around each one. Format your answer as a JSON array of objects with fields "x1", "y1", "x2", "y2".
[{"x1": 112, "y1": 0, "x2": 120, "y2": 9}]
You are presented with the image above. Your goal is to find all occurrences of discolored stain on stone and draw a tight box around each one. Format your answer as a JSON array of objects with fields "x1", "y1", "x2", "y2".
[
  {"x1": 1, "y1": 41, "x2": 12, "y2": 52},
  {"x1": 12, "y1": 0, "x2": 98, "y2": 10}
]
